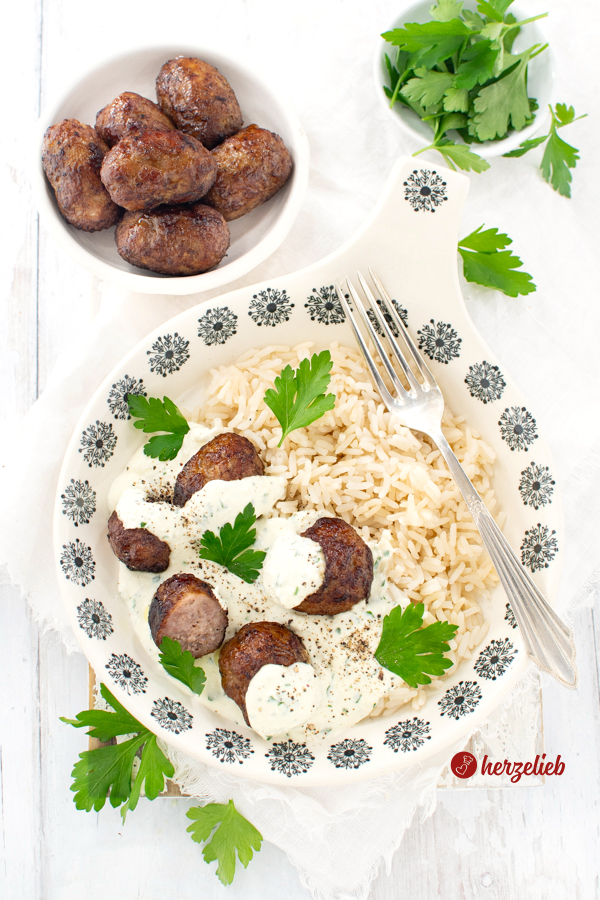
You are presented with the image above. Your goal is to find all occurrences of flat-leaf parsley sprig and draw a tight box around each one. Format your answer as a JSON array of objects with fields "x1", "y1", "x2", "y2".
[
  {"x1": 504, "y1": 102, "x2": 587, "y2": 198},
  {"x1": 60, "y1": 683, "x2": 174, "y2": 819},
  {"x1": 198, "y1": 502, "x2": 266, "y2": 583},
  {"x1": 264, "y1": 350, "x2": 336, "y2": 447},
  {"x1": 375, "y1": 602, "x2": 458, "y2": 688},
  {"x1": 381, "y1": 0, "x2": 584, "y2": 192},
  {"x1": 457, "y1": 225, "x2": 535, "y2": 296},
  {"x1": 187, "y1": 800, "x2": 263, "y2": 886},
  {"x1": 127, "y1": 394, "x2": 190, "y2": 461},
  {"x1": 158, "y1": 636, "x2": 207, "y2": 695}
]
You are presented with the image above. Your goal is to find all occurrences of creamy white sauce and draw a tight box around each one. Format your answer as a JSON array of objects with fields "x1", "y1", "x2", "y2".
[
  {"x1": 110, "y1": 424, "x2": 406, "y2": 744},
  {"x1": 262, "y1": 532, "x2": 325, "y2": 609},
  {"x1": 245, "y1": 662, "x2": 325, "y2": 739}
]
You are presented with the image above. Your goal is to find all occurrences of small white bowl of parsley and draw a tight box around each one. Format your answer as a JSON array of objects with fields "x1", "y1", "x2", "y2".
[{"x1": 374, "y1": 0, "x2": 555, "y2": 172}]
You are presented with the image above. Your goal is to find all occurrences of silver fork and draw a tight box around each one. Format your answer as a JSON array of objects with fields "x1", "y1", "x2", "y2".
[{"x1": 337, "y1": 270, "x2": 577, "y2": 689}]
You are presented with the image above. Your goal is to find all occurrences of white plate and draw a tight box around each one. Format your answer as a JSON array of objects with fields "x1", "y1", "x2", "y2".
[
  {"x1": 374, "y1": 2, "x2": 555, "y2": 159},
  {"x1": 54, "y1": 157, "x2": 561, "y2": 785},
  {"x1": 34, "y1": 46, "x2": 309, "y2": 295}
]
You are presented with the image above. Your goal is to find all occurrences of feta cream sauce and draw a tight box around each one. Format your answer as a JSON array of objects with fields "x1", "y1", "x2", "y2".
[{"x1": 109, "y1": 424, "x2": 406, "y2": 743}]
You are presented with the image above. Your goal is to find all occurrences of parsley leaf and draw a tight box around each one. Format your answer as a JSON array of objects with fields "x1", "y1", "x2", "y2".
[
  {"x1": 264, "y1": 350, "x2": 335, "y2": 447},
  {"x1": 476, "y1": 0, "x2": 514, "y2": 22},
  {"x1": 458, "y1": 225, "x2": 536, "y2": 296},
  {"x1": 158, "y1": 636, "x2": 206, "y2": 695},
  {"x1": 375, "y1": 602, "x2": 458, "y2": 688},
  {"x1": 430, "y1": 0, "x2": 464, "y2": 22},
  {"x1": 539, "y1": 104, "x2": 585, "y2": 198},
  {"x1": 382, "y1": 20, "x2": 471, "y2": 69},
  {"x1": 127, "y1": 394, "x2": 190, "y2": 461},
  {"x1": 502, "y1": 102, "x2": 586, "y2": 197},
  {"x1": 187, "y1": 800, "x2": 263, "y2": 886},
  {"x1": 502, "y1": 134, "x2": 548, "y2": 158},
  {"x1": 454, "y1": 40, "x2": 499, "y2": 90},
  {"x1": 404, "y1": 68, "x2": 455, "y2": 107},
  {"x1": 471, "y1": 47, "x2": 537, "y2": 140},
  {"x1": 199, "y1": 502, "x2": 266, "y2": 583},
  {"x1": 60, "y1": 683, "x2": 174, "y2": 817},
  {"x1": 540, "y1": 127, "x2": 580, "y2": 198},
  {"x1": 433, "y1": 138, "x2": 491, "y2": 172}
]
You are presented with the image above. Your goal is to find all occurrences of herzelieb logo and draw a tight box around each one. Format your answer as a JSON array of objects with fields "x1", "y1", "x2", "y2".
[
  {"x1": 449, "y1": 752, "x2": 565, "y2": 782},
  {"x1": 450, "y1": 751, "x2": 478, "y2": 779}
]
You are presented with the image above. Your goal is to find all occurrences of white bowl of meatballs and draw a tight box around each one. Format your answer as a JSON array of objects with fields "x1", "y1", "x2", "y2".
[{"x1": 35, "y1": 47, "x2": 309, "y2": 295}]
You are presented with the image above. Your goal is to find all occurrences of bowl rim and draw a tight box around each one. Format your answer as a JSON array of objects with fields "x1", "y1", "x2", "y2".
[
  {"x1": 373, "y1": 0, "x2": 556, "y2": 160},
  {"x1": 34, "y1": 44, "x2": 310, "y2": 296}
]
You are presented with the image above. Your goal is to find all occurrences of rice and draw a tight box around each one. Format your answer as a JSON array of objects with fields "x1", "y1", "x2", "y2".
[{"x1": 192, "y1": 341, "x2": 499, "y2": 717}]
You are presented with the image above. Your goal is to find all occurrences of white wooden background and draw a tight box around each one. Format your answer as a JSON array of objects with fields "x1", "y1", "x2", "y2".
[{"x1": 1, "y1": 0, "x2": 599, "y2": 897}]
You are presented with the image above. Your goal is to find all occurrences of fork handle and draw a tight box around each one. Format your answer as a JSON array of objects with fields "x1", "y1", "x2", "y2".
[{"x1": 433, "y1": 430, "x2": 577, "y2": 689}]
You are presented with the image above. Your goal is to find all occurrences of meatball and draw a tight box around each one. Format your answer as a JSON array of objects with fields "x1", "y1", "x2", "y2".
[
  {"x1": 115, "y1": 203, "x2": 229, "y2": 276},
  {"x1": 100, "y1": 130, "x2": 216, "y2": 211},
  {"x1": 149, "y1": 573, "x2": 228, "y2": 658},
  {"x1": 41, "y1": 119, "x2": 121, "y2": 232},
  {"x1": 95, "y1": 91, "x2": 175, "y2": 147},
  {"x1": 203, "y1": 125, "x2": 293, "y2": 221},
  {"x1": 173, "y1": 432, "x2": 264, "y2": 507},
  {"x1": 107, "y1": 511, "x2": 170, "y2": 573},
  {"x1": 294, "y1": 518, "x2": 374, "y2": 615},
  {"x1": 156, "y1": 57, "x2": 243, "y2": 149},
  {"x1": 219, "y1": 622, "x2": 309, "y2": 725}
]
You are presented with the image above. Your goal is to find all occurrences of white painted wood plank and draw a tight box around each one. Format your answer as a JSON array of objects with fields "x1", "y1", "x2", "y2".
[{"x1": 0, "y1": 586, "x2": 43, "y2": 898}]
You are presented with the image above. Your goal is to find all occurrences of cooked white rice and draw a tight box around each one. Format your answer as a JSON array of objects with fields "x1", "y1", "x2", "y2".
[{"x1": 190, "y1": 341, "x2": 500, "y2": 716}]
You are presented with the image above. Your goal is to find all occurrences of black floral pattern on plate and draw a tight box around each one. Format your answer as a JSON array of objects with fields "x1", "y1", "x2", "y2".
[
  {"x1": 105, "y1": 653, "x2": 148, "y2": 695},
  {"x1": 498, "y1": 407, "x2": 538, "y2": 452},
  {"x1": 519, "y1": 462, "x2": 555, "y2": 510},
  {"x1": 384, "y1": 717, "x2": 432, "y2": 753},
  {"x1": 79, "y1": 421, "x2": 117, "y2": 468},
  {"x1": 417, "y1": 320, "x2": 462, "y2": 364},
  {"x1": 464, "y1": 361, "x2": 506, "y2": 404},
  {"x1": 327, "y1": 738, "x2": 372, "y2": 769},
  {"x1": 366, "y1": 298, "x2": 408, "y2": 338},
  {"x1": 305, "y1": 285, "x2": 346, "y2": 325},
  {"x1": 61, "y1": 479, "x2": 96, "y2": 527},
  {"x1": 107, "y1": 375, "x2": 146, "y2": 420},
  {"x1": 147, "y1": 333, "x2": 190, "y2": 377},
  {"x1": 438, "y1": 680, "x2": 482, "y2": 720},
  {"x1": 474, "y1": 638, "x2": 517, "y2": 681},
  {"x1": 265, "y1": 740, "x2": 314, "y2": 777},
  {"x1": 404, "y1": 169, "x2": 448, "y2": 213},
  {"x1": 248, "y1": 288, "x2": 294, "y2": 327},
  {"x1": 76, "y1": 598, "x2": 114, "y2": 640},
  {"x1": 205, "y1": 728, "x2": 254, "y2": 764},
  {"x1": 520, "y1": 523, "x2": 558, "y2": 572},
  {"x1": 197, "y1": 307, "x2": 238, "y2": 345},
  {"x1": 505, "y1": 602, "x2": 517, "y2": 629},
  {"x1": 60, "y1": 540, "x2": 96, "y2": 586},
  {"x1": 151, "y1": 697, "x2": 193, "y2": 734}
]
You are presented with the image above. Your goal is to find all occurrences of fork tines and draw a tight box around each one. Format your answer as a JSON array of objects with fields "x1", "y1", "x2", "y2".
[{"x1": 335, "y1": 269, "x2": 436, "y2": 403}]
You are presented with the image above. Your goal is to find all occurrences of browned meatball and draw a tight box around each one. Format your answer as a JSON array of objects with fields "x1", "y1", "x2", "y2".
[
  {"x1": 95, "y1": 92, "x2": 176, "y2": 147},
  {"x1": 42, "y1": 119, "x2": 121, "y2": 231},
  {"x1": 294, "y1": 518, "x2": 374, "y2": 616},
  {"x1": 156, "y1": 57, "x2": 243, "y2": 149},
  {"x1": 219, "y1": 622, "x2": 309, "y2": 725},
  {"x1": 149, "y1": 573, "x2": 228, "y2": 658},
  {"x1": 107, "y1": 511, "x2": 170, "y2": 573},
  {"x1": 173, "y1": 432, "x2": 264, "y2": 507},
  {"x1": 203, "y1": 125, "x2": 293, "y2": 221},
  {"x1": 115, "y1": 203, "x2": 229, "y2": 276},
  {"x1": 100, "y1": 130, "x2": 216, "y2": 211}
]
